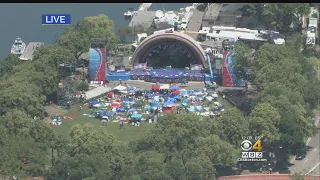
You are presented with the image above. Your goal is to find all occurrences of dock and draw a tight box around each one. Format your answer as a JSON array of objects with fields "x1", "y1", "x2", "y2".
[
  {"x1": 128, "y1": 11, "x2": 156, "y2": 30},
  {"x1": 19, "y1": 42, "x2": 44, "y2": 61},
  {"x1": 186, "y1": 8, "x2": 205, "y2": 40},
  {"x1": 138, "y1": 3, "x2": 152, "y2": 11}
]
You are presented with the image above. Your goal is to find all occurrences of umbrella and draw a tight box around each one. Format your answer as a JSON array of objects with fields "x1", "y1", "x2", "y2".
[
  {"x1": 118, "y1": 107, "x2": 126, "y2": 112},
  {"x1": 128, "y1": 108, "x2": 137, "y2": 112},
  {"x1": 170, "y1": 86, "x2": 180, "y2": 90},
  {"x1": 111, "y1": 102, "x2": 120, "y2": 108},
  {"x1": 152, "y1": 85, "x2": 160, "y2": 91},
  {"x1": 172, "y1": 90, "x2": 180, "y2": 95},
  {"x1": 173, "y1": 95, "x2": 182, "y2": 100},
  {"x1": 107, "y1": 92, "x2": 114, "y2": 98},
  {"x1": 102, "y1": 116, "x2": 109, "y2": 119},
  {"x1": 163, "y1": 107, "x2": 174, "y2": 113}
]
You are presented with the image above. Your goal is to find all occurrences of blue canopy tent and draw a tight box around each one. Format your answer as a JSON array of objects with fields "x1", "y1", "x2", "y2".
[
  {"x1": 167, "y1": 97, "x2": 176, "y2": 103},
  {"x1": 146, "y1": 93, "x2": 153, "y2": 97},
  {"x1": 164, "y1": 101, "x2": 174, "y2": 107},
  {"x1": 170, "y1": 86, "x2": 180, "y2": 90},
  {"x1": 106, "y1": 111, "x2": 116, "y2": 117},
  {"x1": 173, "y1": 95, "x2": 182, "y2": 100},
  {"x1": 182, "y1": 99, "x2": 189, "y2": 107},
  {"x1": 118, "y1": 106, "x2": 126, "y2": 112},
  {"x1": 131, "y1": 114, "x2": 142, "y2": 119},
  {"x1": 180, "y1": 89, "x2": 188, "y2": 96}
]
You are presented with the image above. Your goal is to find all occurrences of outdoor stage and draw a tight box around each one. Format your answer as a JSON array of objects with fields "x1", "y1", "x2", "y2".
[{"x1": 106, "y1": 69, "x2": 222, "y2": 84}]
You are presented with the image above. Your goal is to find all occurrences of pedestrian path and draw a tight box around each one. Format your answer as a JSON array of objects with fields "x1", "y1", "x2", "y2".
[{"x1": 85, "y1": 86, "x2": 111, "y2": 100}]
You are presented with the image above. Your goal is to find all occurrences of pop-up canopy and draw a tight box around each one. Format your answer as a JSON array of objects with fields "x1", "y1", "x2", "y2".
[
  {"x1": 160, "y1": 84, "x2": 169, "y2": 90},
  {"x1": 113, "y1": 85, "x2": 127, "y2": 91}
]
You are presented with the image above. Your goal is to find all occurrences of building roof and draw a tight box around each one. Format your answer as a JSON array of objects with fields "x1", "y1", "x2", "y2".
[{"x1": 217, "y1": 174, "x2": 320, "y2": 180}]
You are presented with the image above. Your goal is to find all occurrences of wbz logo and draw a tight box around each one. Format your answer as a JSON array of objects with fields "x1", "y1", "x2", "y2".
[{"x1": 242, "y1": 152, "x2": 263, "y2": 159}]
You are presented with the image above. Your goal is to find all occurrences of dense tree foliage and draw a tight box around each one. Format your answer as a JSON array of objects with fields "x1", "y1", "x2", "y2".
[{"x1": 0, "y1": 10, "x2": 319, "y2": 179}]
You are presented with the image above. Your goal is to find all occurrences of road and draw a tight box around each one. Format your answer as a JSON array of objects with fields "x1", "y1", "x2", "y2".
[{"x1": 289, "y1": 111, "x2": 320, "y2": 175}]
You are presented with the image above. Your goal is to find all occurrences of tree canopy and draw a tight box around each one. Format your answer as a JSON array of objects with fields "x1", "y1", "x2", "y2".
[{"x1": 0, "y1": 9, "x2": 319, "y2": 179}]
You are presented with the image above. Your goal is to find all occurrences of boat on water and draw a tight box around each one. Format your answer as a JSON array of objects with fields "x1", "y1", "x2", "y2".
[
  {"x1": 124, "y1": 8, "x2": 135, "y2": 19},
  {"x1": 11, "y1": 37, "x2": 26, "y2": 55}
]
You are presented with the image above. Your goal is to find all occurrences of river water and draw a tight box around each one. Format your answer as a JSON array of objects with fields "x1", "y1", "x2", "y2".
[{"x1": 0, "y1": 3, "x2": 191, "y2": 60}]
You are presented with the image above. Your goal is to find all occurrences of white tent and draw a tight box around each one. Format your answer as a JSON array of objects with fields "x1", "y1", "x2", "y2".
[
  {"x1": 160, "y1": 84, "x2": 170, "y2": 90},
  {"x1": 113, "y1": 85, "x2": 127, "y2": 91}
]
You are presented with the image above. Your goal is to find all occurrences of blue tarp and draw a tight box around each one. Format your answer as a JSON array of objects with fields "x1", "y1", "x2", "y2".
[
  {"x1": 170, "y1": 86, "x2": 180, "y2": 90},
  {"x1": 96, "y1": 110, "x2": 107, "y2": 116},
  {"x1": 89, "y1": 100, "x2": 99, "y2": 105},
  {"x1": 164, "y1": 101, "x2": 174, "y2": 106},
  {"x1": 131, "y1": 114, "x2": 142, "y2": 119}
]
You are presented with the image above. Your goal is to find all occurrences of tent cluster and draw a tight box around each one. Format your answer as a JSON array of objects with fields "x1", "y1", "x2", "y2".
[{"x1": 84, "y1": 83, "x2": 226, "y2": 127}]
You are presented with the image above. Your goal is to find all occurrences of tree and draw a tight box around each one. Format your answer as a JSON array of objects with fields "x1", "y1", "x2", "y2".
[
  {"x1": 217, "y1": 108, "x2": 249, "y2": 146},
  {"x1": 59, "y1": 29, "x2": 89, "y2": 60},
  {"x1": 0, "y1": 54, "x2": 21, "y2": 77},
  {"x1": 233, "y1": 42, "x2": 253, "y2": 78},
  {"x1": 46, "y1": 124, "x2": 133, "y2": 180},
  {"x1": 33, "y1": 44, "x2": 75, "y2": 66},
  {"x1": 59, "y1": 14, "x2": 118, "y2": 59},
  {"x1": 0, "y1": 134, "x2": 48, "y2": 178},
  {"x1": 118, "y1": 25, "x2": 133, "y2": 42},
  {"x1": 0, "y1": 79, "x2": 45, "y2": 117},
  {"x1": 249, "y1": 103, "x2": 281, "y2": 142},
  {"x1": 134, "y1": 151, "x2": 172, "y2": 180},
  {"x1": 0, "y1": 109, "x2": 32, "y2": 136}
]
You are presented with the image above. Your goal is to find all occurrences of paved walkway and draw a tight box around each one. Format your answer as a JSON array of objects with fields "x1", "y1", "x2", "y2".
[
  {"x1": 85, "y1": 86, "x2": 111, "y2": 100},
  {"x1": 186, "y1": 9, "x2": 205, "y2": 39}
]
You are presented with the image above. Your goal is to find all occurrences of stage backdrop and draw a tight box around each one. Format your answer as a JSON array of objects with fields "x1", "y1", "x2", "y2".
[{"x1": 89, "y1": 48, "x2": 106, "y2": 82}]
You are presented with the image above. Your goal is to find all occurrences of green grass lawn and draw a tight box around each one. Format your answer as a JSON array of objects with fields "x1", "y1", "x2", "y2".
[
  {"x1": 53, "y1": 94, "x2": 231, "y2": 143},
  {"x1": 53, "y1": 106, "x2": 155, "y2": 142}
]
